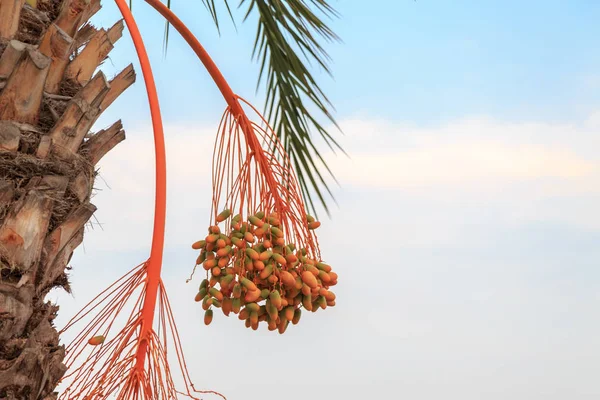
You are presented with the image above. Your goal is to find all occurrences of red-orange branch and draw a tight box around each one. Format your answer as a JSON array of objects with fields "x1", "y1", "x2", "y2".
[
  {"x1": 114, "y1": 0, "x2": 167, "y2": 373},
  {"x1": 143, "y1": 0, "x2": 286, "y2": 217}
]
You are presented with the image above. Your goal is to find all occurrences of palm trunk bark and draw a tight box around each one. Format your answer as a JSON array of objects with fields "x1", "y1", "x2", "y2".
[{"x1": 0, "y1": 0, "x2": 133, "y2": 398}]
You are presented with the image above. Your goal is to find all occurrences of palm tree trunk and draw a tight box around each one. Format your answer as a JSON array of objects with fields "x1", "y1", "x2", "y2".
[{"x1": 0, "y1": 0, "x2": 133, "y2": 398}]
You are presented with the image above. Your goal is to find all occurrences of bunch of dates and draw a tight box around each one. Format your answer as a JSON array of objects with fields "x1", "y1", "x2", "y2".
[{"x1": 191, "y1": 209, "x2": 337, "y2": 333}]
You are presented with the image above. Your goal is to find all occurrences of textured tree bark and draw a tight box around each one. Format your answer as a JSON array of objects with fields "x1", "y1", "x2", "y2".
[
  {"x1": 54, "y1": 0, "x2": 90, "y2": 37},
  {"x1": 0, "y1": 48, "x2": 51, "y2": 124},
  {"x1": 48, "y1": 71, "x2": 110, "y2": 152},
  {"x1": 64, "y1": 20, "x2": 123, "y2": 86},
  {"x1": 72, "y1": 22, "x2": 95, "y2": 51},
  {"x1": 0, "y1": 40, "x2": 33, "y2": 77},
  {"x1": 0, "y1": 0, "x2": 134, "y2": 398},
  {"x1": 39, "y1": 23, "x2": 73, "y2": 94},
  {"x1": 0, "y1": 0, "x2": 26, "y2": 39},
  {"x1": 99, "y1": 63, "x2": 135, "y2": 112}
]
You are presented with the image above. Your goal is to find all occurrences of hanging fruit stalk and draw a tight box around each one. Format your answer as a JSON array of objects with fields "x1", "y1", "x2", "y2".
[
  {"x1": 58, "y1": 1, "x2": 224, "y2": 399},
  {"x1": 58, "y1": 0, "x2": 338, "y2": 399},
  {"x1": 142, "y1": 0, "x2": 340, "y2": 332}
]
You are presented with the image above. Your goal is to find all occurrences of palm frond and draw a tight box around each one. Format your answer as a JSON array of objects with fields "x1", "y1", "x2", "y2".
[
  {"x1": 242, "y1": 0, "x2": 343, "y2": 217},
  {"x1": 159, "y1": 0, "x2": 342, "y2": 216}
]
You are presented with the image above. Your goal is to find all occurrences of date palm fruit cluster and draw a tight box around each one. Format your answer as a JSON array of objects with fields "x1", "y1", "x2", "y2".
[{"x1": 191, "y1": 209, "x2": 337, "y2": 333}]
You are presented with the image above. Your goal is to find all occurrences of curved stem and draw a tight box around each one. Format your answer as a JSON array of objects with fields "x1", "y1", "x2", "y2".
[
  {"x1": 113, "y1": 0, "x2": 167, "y2": 372},
  {"x1": 144, "y1": 0, "x2": 286, "y2": 216}
]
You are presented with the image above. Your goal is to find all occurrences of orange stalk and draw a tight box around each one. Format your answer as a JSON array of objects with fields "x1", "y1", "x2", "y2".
[
  {"x1": 113, "y1": 0, "x2": 167, "y2": 373},
  {"x1": 144, "y1": 0, "x2": 287, "y2": 218}
]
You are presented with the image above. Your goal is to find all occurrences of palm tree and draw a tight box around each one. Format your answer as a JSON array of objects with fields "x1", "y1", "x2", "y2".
[{"x1": 0, "y1": 0, "x2": 339, "y2": 398}]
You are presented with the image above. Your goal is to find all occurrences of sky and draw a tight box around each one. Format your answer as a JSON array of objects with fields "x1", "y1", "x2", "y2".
[{"x1": 51, "y1": 1, "x2": 600, "y2": 399}]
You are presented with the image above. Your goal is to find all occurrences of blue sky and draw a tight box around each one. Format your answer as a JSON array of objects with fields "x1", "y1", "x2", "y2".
[
  {"x1": 91, "y1": 0, "x2": 600, "y2": 126},
  {"x1": 53, "y1": 1, "x2": 600, "y2": 399}
]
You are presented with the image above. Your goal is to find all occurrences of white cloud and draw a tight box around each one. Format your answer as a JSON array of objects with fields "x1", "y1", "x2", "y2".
[
  {"x1": 585, "y1": 110, "x2": 600, "y2": 129},
  {"x1": 329, "y1": 143, "x2": 597, "y2": 188},
  {"x1": 96, "y1": 113, "x2": 600, "y2": 197},
  {"x1": 327, "y1": 117, "x2": 600, "y2": 191}
]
